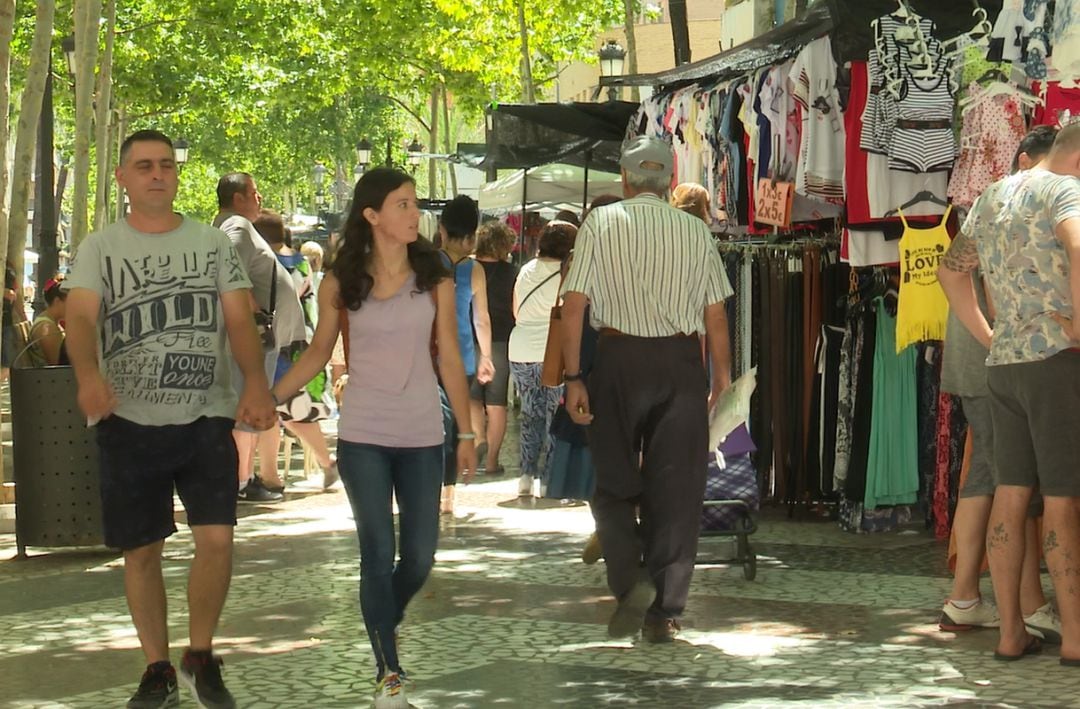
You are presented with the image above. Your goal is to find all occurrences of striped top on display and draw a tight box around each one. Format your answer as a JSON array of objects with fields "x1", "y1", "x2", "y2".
[
  {"x1": 561, "y1": 193, "x2": 733, "y2": 338},
  {"x1": 887, "y1": 63, "x2": 957, "y2": 174}
]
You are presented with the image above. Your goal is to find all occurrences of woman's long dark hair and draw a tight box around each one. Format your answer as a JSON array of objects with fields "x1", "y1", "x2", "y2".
[{"x1": 332, "y1": 167, "x2": 449, "y2": 310}]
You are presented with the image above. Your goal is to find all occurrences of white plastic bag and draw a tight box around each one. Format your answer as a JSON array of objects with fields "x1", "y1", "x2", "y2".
[{"x1": 707, "y1": 367, "x2": 757, "y2": 453}]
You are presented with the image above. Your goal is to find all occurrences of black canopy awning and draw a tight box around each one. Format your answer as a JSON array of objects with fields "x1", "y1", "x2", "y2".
[
  {"x1": 603, "y1": 0, "x2": 1003, "y2": 89},
  {"x1": 603, "y1": 1, "x2": 833, "y2": 88},
  {"x1": 478, "y1": 101, "x2": 641, "y2": 172}
]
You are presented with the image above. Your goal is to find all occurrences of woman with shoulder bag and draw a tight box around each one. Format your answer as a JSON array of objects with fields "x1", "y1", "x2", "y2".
[
  {"x1": 508, "y1": 220, "x2": 577, "y2": 497},
  {"x1": 272, "y1": 168, "x2": 476, "y2": 709}
]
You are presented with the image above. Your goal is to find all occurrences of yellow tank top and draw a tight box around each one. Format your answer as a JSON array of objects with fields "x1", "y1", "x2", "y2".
[{"x1": 895, "y1": 206, "x2": 952, "y2": 352}]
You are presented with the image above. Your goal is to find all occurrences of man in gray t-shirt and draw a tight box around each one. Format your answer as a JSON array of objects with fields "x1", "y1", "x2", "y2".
[
  {"x1": 65, "y1": 130, "x2": 275, "y2": 708},
  {"x1": 213, "y1": 172, "x2": 306, "y2": 503}
]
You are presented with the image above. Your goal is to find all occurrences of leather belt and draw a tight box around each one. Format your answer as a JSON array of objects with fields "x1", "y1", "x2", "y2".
[
  {"x1": 896, "y1": 119, "x2": 950, "y2": 130},
  {"x1": 599, "y1": 327, "x2": 697, "y2": 340}
]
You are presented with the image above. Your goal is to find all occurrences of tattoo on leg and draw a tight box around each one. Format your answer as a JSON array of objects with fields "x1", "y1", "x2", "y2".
[
  {"x1": 1045, "y1": 530, "x2": 1060, "y2": 555},
  {"x1": 987, "y1": 522, "x2": 1010, "y2": 553}
]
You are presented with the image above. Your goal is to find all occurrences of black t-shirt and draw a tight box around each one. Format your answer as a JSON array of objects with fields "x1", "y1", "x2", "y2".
[
  {"x1": 2, "y1": 267, "x2": 16, "y2": 327},
  {"x1": 480, "y1": 260, "x2": 518, "y2": 343}
]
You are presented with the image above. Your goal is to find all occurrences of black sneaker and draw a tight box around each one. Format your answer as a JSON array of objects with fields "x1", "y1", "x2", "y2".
[
  {"x1": 178, "y1": 650, "x2": 236, "y2": 709},
  {"x1": 237, "y1": 476, "x2": 283, "y2": 504},
  {"x1": 127, "y1": 664, "x2": 179, "y2": 709}
]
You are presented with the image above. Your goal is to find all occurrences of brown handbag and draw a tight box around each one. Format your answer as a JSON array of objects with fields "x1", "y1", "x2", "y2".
[
  {"x1": 540, "y1": 305, "x2": 564, "y2": 387},
  {"x1": 540, "y1": 273, "x2": 566, "y2": 387}
]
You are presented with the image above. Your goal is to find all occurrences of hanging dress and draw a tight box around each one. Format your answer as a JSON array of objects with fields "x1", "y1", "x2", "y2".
[
  {"x1": 947, "y1": 86, "x2": 1028, "y2": 208},
  {"x1": 865, "y1": 296, "x2": 919, "y2": 510},
  {"x1": 895, "y1": 206, "x2": 952, "y2": 351}
]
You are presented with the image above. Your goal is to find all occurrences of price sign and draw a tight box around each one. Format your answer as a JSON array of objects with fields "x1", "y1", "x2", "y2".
[{"x1": 755, "y1": 179, "x2": 794, "y2": 228}]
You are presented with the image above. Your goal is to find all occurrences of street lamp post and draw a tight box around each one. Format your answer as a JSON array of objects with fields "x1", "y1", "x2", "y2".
[
  {"x1": 173, "y1": 138, "x2": 189, "y2": 167},
  {"x1": 356, "y1": 139, "x2": 372, "y2": 171},
  {"x1": 406, "y1": 138, "x2": 423, "y2": 172},
  {"x1": 598, "y1": 39, "x2": 627, "y2": 102},
  {"x1": 312, "y1": 162, "x2": 328, "y2": 219},
  {"x1": 61, "y1": 35, "x2": 76, "y2": 75}
]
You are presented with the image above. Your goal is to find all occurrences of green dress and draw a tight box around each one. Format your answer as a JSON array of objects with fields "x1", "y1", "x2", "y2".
[{"x1": 864, "y1": 297, "x2": 919, "y2": 510}]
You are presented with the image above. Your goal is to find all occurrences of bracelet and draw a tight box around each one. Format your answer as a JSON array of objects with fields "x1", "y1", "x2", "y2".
[
  {"x1": 564, "y1": 372, "x2": 584, "y2": 382},
  {"x1": 271, "y1": 393, "x2": 281, "y2": 406},
  {"x1": 457, "y1": 432, "x2": 477, "y2": 440}
]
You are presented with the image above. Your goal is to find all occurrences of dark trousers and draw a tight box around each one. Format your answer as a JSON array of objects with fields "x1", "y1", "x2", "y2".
[{"x1": 587, "y1": 334, "x2": 708, "y2": 619}]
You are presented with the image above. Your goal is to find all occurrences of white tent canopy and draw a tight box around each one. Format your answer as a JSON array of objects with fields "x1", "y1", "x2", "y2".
[{"x1": 478, "y1": 163, "x2": 622, "y2": 213}]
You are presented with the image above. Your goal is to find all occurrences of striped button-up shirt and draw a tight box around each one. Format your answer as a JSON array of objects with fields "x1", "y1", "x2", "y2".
[{"x1": 562, "y1": 193, "x2": 733, "y2": 337}]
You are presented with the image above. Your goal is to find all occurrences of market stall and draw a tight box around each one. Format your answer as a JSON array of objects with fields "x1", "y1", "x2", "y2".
[{"x1": 600, "y1": 0, "x2": 1079, "y2": 537}]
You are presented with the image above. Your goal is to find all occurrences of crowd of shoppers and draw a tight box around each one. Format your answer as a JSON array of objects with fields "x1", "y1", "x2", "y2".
[{"x1": 46, "y1": 110, "x2": 1080, "y2": 709}]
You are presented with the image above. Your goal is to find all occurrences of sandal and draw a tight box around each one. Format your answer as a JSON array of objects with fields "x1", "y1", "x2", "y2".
[{"x1": 993, "y1": 636, "x2": 1043, "y2": 662}]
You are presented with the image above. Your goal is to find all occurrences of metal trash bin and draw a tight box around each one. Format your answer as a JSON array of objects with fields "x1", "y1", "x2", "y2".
[{"x1": 10, "y1": 365, "x2": 104, "y2": 556}]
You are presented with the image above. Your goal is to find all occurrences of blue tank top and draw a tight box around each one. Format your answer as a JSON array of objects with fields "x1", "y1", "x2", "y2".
[{"x1": 440, "y1": 251, "x2": 477, "y2": 376}]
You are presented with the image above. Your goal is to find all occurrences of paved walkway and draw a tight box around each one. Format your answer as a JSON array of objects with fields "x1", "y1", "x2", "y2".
[{"x1": 2, "y1": 408, "x2": 1079, "y2": 706}]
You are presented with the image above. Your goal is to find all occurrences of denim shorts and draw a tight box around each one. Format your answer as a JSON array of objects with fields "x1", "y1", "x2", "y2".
[{"x1": 97, "y1": 415, "x2": 239, "y2": 550}]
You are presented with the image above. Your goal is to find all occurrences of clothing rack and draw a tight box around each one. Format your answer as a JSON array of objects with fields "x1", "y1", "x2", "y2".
[{"x1": 716, "y1": 239, "x2": 849, "y2": 509}]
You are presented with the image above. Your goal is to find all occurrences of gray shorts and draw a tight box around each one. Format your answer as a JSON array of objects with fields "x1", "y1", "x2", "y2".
[
  {"x1": 987, "y1": 350, "x2": 1080, "y2": 498},
  {"x1": 960, "y1": 396, "x2": 1044, "y2": 517},
  {"x1": 958, "y1": 396, "x2": 995, "y2": 498}
]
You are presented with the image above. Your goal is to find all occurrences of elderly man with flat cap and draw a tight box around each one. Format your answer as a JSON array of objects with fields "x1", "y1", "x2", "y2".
[{"x1": 561, "y1": 136, "x2": 733, "y2": 643}]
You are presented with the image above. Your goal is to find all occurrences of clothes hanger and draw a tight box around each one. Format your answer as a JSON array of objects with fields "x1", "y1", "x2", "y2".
[
  {"x1": 960, "y1": 72, "x2": 1042, "y2": 107},
  {"x1": 894, "y1": 0, "x2": 917, "y2": 20},
  {"x1": 971, "y1": 5, "x2": 992, "y2": 37},
  {"x1": 883, "y1": 191, "x2": 949, "y2": 218}
]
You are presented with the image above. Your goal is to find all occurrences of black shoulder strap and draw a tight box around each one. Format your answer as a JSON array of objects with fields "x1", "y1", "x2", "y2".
[{"x1": 518, "y1": 270, "x2": 559, "y2": 310}]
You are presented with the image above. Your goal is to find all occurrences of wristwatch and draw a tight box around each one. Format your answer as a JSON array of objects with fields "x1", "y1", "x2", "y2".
[{"x1": 564, "y1": 372, "x2": 584, "y2": 382}]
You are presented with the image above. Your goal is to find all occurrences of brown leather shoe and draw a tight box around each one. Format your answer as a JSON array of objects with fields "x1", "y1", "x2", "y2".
[{"x1": 641, "y1": 616, "x2": 681, "y2": 643}]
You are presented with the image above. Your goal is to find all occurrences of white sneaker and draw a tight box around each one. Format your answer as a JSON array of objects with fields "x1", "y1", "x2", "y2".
[
  {"x1": 939, "y1": 598, "x2": 1000, "y2": 630},
  {"x1": 518, "y1": 474, "x2": 534, "y2": 497},
  {"x1": 373, "y1": 671, "x2": 408, "y2": 709},
  {"x1": 1024, "y1": 603, "x2": 1063, "y2": 644}
]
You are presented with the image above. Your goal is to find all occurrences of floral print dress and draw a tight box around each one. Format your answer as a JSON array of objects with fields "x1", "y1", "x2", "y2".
[{"x1": 947, "y1": 85, "x2": 1028, "y2": 209}]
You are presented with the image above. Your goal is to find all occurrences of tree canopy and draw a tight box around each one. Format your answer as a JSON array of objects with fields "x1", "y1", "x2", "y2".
[{"x1": 9, "y1": 0, "x2": 627, "y2": 224}]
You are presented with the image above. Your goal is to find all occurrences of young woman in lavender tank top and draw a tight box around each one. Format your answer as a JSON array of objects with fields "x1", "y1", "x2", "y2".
[{"x1": 272, "y1": 168, "x2": 476, "y2": 708}]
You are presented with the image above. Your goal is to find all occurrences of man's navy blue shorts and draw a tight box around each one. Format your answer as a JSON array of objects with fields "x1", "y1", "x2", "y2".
[{"x1": 96, "y1": 415, "x2": 238, "y2": 550}]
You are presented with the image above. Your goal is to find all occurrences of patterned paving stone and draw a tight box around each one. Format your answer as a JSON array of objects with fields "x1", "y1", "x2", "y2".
[{"x1": 3, "y1": 428, "x2": 1080, "y2": 708}]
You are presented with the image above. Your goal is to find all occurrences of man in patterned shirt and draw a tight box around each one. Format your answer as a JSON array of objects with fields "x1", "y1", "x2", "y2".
[{"x1": 939, "y1": 122, "x2": 1080, "y2": 664}]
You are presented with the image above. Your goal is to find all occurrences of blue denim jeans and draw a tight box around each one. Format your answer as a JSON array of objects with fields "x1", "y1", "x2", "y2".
[{"x1": 337, "y1": 441, "x2": 443, "y2": 676}]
